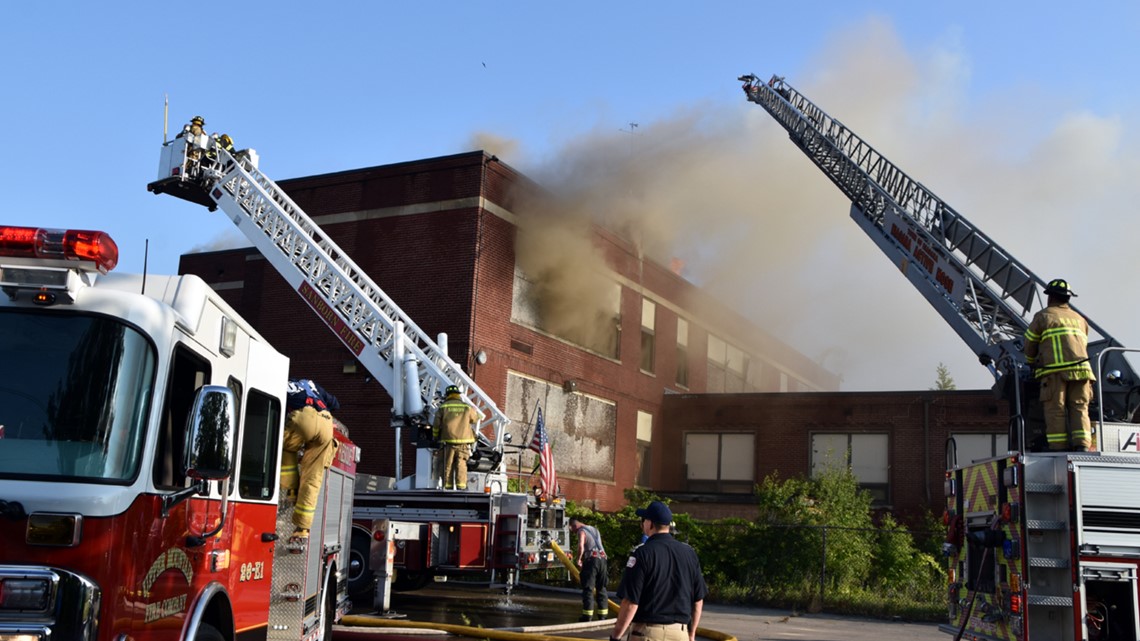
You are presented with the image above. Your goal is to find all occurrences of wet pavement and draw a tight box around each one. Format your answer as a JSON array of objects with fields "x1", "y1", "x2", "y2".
[
  {"x1": 337, "y1": 582, "x2": 948, "y2": 641},
  {"x1": 351, "y1": 582, "x2": 585, "y2": 628}
]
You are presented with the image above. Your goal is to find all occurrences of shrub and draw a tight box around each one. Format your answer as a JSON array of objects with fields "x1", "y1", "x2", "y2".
[{"x1": 557, "y1": 477, "x2": 946, "y2": 620}]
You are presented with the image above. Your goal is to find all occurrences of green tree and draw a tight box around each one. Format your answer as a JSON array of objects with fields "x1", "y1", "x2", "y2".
[
  {"x1": 933, "y1": 362, "x2": 956, "y2": 390},
  {"x1": 748, "y1": 469, "x2": 875, "y2": 591},
  {"x1": 557, "y1": 479, "x2": 947, "y2": 618}
]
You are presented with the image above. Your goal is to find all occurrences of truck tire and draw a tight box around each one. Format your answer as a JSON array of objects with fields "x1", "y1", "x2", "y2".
[
  {"x1": 348, "y1": 528, "x2": 374, "y2": 599},
  {"x1": 195, "y1": 623, "x2": 224, "y2": 641},
  {"x1": 322, "y1": 571, "x2": 336, "y2": 640}
]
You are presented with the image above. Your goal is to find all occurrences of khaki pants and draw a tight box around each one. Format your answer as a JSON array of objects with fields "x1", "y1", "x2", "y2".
[
  {"x1": 281, "y1": 406, "x2": 338, "y2": 529},
  {"x1": 631, "y1": 622, "x2": 688, "y2": 641},
  {"x1": 442, "y1": 443, "x2": 471, "y2": 489},
  {"x1": 1039, "y1": 374, "x2": 1093, "y2": 450}
]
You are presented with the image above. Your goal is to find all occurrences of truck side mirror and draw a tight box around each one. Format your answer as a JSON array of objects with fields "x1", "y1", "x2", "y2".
[{"x1": 183, "y1": 385, "x2": 236, "y2": 481}]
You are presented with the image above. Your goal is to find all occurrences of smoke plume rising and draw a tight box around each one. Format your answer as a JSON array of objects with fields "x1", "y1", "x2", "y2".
[{"x1": 485, "y1": 17, "x2": 1140, "y2": 390}]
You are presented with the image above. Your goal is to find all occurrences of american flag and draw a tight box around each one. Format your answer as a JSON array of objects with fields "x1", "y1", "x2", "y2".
[{"x1": 528, "y1": 407, "x2": 557, "y2": 498}]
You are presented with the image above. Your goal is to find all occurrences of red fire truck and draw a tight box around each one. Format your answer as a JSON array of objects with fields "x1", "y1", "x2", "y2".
[{"x1": 0, "y1": 226, "x2": 356, "y2": 640}]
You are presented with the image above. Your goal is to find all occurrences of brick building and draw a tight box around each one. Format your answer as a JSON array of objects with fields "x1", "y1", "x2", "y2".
[
  {"x1": 178, "y1": 151, "x2": 839, "y2": 511},
  {"x1": 657, "y1": 390, "x2": 1011, "y2": 522}
]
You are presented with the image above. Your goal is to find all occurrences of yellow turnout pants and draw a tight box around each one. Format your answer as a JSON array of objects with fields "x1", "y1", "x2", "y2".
[
  {"x1": 441, "y1": 443, "x2": 471, "y2": 489},
  {"x1": 281, "y1": 406, "x2": 338, "y2": 529},
  {"x1": 1039, "y1": 373, "x2": 1093, "y2": 450}
]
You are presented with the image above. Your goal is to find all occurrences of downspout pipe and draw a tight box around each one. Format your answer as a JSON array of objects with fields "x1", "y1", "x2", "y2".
[{"x1": 924, "y1": 397, "x2": 931, "y2": 505}]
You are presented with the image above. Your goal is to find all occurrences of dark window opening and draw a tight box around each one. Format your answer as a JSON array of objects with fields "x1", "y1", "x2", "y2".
[
  {"x1": 153, "y1": 346, "x2": 210, "y2": 490},
  {"x1": 239, "y1": 388, "x2": 281, "y2": 500}
]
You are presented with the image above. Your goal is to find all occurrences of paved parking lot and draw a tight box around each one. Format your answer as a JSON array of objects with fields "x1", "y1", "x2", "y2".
[
  {"x1": 698, "y1": 603, "x2": 946, "y2": 641},
  {"x1": 338, "y1": 584, "x2": 950, "y2": 641}
]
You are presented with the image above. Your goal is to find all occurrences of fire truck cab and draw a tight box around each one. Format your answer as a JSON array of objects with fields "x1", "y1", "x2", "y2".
[{"x1": 0, "y1": 225, "x2": 355, "y2": 640}]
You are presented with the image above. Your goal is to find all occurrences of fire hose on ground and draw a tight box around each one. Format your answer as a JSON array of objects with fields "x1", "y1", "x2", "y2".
[{"x1": 339, "y1": 539, "x2": 736, "y2": 641}]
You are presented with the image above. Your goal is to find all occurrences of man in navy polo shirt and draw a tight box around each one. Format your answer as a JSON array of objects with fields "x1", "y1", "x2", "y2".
[{"x1": 611, "y1": 501, "x2": 707, "y2": 641}]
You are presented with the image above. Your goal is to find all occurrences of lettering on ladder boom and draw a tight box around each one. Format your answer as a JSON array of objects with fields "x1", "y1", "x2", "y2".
[
  {"x1": 299, "y1": 281, "x2": 366, "y2": 355},
  {"x1": 889, "y1": 222, "x2": 955, "y2": 296},
  {"x1": 935, "y1": 268, "x2": 956, "y2": 296}
]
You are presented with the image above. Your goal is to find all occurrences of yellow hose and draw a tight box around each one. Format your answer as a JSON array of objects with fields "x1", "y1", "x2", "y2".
[
  {"x1": 549, "y1": 539, "x2": 621, "y2": 613},
  {"x1": 339, "y1": 616, "x2": 599, "y2": 641},
  {"x1": 340, "y1": 539, "x2": 736, "y2": 641}
]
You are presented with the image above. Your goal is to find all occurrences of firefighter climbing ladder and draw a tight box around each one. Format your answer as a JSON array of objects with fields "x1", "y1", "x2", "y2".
[
  {"x1": 150, "y1": 139, "x2": 510, "y2": 480},
  {"x1": 739, "y1": 74, "x2": 1137, "y2": 420}
]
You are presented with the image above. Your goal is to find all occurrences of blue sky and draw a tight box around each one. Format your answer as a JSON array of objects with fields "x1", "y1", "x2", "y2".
[{"x1": 4, "y1": 2, "x2": 1139, "y2": 391}]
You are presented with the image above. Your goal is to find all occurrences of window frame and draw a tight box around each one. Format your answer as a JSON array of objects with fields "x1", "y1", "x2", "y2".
[
  {"x1": 636, "y1": 410, "x2": 653, "y2": 487},
  {"x1": 809, "y1": 431, "x2": 890, "y2": 505},
  {"x1": 238, "y1": 387, "x2": 282, "y2": 501},
  {"x1": 640, "y1": 299, "x2": 656, "y2": 374},
  {"x1": 675, "y1": 318, "x2": 689, "y2": 387},
  {"x1": 511, "y1": 265, "x2": 623, "y2": 359},
  {"x1": 153, "y1": 344, "x2": 212, "y2": 491},
  {"x1": 950, "y1": 432, "x2": 1009, "y2": 467},
  {"x1": 683, "y1": 431, "x2": 756, "y2": 494}
]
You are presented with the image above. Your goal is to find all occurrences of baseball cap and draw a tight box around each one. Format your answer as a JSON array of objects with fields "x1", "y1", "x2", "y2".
[{"x1": 636, "y1": 500, "x2": 673, "y2": 525}]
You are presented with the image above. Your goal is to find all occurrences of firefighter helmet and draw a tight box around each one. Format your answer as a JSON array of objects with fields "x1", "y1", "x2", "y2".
[
  {"x1": 218, "y1": 134, "x2": 234, "y2": 148},
  {"x1": 1044, "y1": 278, "x2": 1077, "y2": 298},
  {"x1": 191, "y1": 115, "x2": 205, "y2": 126},
  {"x1": 445, "y1": 385, "x2": 461, "y2": 396}
]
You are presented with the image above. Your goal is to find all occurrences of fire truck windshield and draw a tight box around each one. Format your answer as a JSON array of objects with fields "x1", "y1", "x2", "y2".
[{"x1": 0, "y1": 310, "x2": 155, "y2": 482}]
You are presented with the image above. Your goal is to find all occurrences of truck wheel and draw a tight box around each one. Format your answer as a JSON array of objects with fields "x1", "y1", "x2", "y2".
[
  {"x1": 348, "y1": 528, "x2": 374, "y2": 598},
  {"x1": 195, "y1": 623, "x2": 224, "y2": 641},
  {"x1": 322, "y1": 572, "x2": 336, "y2": 639}
]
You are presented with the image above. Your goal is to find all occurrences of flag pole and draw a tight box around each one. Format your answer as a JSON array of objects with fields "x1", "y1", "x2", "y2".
[
  {"x1": 521, "y1": 400, "x2": 541, "y2": 449},
  {"x1": 519, "y1": 400, "x2": 541, "y2": 486}
]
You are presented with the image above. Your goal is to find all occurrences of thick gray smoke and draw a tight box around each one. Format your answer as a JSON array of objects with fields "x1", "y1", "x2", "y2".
[{"x1": 480, "y1": 16, "x2": 1140, "y2": 391}]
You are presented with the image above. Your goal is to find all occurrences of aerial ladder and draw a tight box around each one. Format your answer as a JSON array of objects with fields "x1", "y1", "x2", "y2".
[
  {"x1": 740, "y1": 73, "x2": 1140, "y2": 641},
  {"x1": 738, "y1": 73, "x2": 1139, "y2": 432},
  {"x1": 148, "y1": 128, "x2": 569, "y2": 608},
  {"x1": 148, "y1": 129, "x2": 509, "y2": 490}
]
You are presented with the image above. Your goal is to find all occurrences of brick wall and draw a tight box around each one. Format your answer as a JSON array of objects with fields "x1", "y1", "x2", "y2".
[
  {"x1": 180, "y1": 151, "x2": 848, "y2": 513},
  {"x1": 658, "y1": 390, "x2": 1010, "y2": 522}
]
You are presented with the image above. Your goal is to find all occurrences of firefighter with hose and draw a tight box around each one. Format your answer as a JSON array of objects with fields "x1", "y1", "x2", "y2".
[{"x1": 570, "y1": 517, "x2": 609, "y2": 621}]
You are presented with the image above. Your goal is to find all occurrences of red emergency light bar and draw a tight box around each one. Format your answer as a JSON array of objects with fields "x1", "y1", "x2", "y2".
[{"x1": 0, "y1": 225, "x2": 118, "y2": 274}]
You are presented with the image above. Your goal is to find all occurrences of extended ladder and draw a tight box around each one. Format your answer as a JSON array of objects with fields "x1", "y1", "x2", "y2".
[
  {"x1": 739, "y1": 74, "x2": 1136, "y2": 420},
  {"x1": 148, "y1": 136, "x2": 510, "y2": 472}
]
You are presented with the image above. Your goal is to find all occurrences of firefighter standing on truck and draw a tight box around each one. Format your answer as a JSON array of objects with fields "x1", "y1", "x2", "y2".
[
  {"x1": 1023, "y1": 278, "x2": 1095, "y2": 451},
  {"x1": 433, "y1": 385, "x2": 481, "y2": 490},
  {"x1": 282, "y1": 378, "x2": 340, "y2": 541}
]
